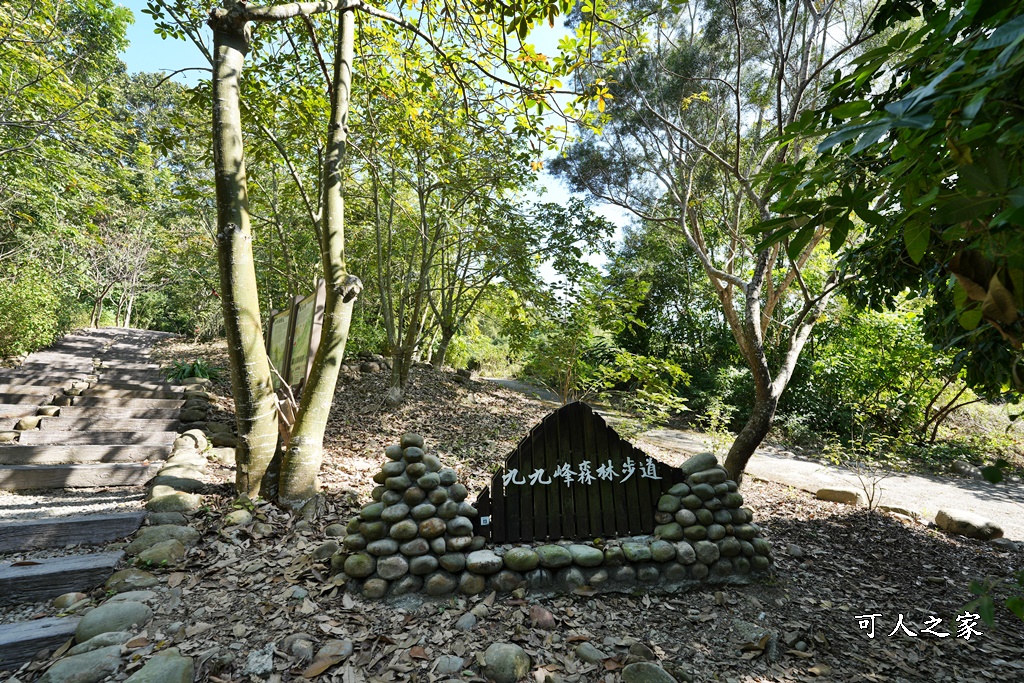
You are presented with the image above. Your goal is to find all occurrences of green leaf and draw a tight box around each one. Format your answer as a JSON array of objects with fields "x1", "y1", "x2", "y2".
[
  {"x1": 830, "y1": 216, "x2": 852, "y2": 252},
  {"x1": 832, "y1": 100, "x2": 871, "y2": 118},
  {"x1": 958, "y1": 307, "x2": 984, "y2": 330},
  {"x1": 1007, "y1": 596, "x2": 1024, "y2": 621},
  {"x1": 904, "y1": 222, "x2": 929, "y2": 263},
  {"x1": 787, "y1": 225, "x2": 815, "y2": 260}
]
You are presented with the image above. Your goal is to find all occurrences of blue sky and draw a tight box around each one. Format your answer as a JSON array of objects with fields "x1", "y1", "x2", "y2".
[{"x1": 115, "y1": 1, "x2": 629, "y2": 265}]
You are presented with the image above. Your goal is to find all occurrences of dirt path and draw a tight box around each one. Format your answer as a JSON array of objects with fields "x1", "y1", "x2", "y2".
[{"x1": 485, "y1": 378, "x2": 1024, "y2": 542}]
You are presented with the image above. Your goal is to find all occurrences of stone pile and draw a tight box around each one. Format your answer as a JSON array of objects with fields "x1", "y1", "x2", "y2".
[
  {"x1": 336, "y1": 439, "x2": 773, "y2": 600},
  {"x1": 338, "y1": 433, "x2": 488, "y2": 598}
]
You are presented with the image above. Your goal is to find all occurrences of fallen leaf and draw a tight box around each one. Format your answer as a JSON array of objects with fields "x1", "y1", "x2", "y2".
[
  {"x1": 302, "y1": 656, "x2": 344, "y2": 678},
  {"x1": 409, "y1": 646, "x2": 428, "y2": 660}
]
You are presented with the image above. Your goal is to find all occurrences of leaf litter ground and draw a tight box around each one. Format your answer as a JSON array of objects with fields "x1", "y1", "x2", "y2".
[{"x1": 12, "y1": 347, "x2": 1024, "y2": 683}]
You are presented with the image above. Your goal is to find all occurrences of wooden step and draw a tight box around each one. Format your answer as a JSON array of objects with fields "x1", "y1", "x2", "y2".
[
  {"x1": 38, "y1": 417, "x2": 181, "y2": 432},
  {"x1": 0, "y1": 551, "x2": 124, "y2": 605},
  {"x1": 0, "y1": 463, "x2": 161, "y2": 489},
  {"x1": 85, "y1": 382, "x2": 187, "y2": 394},
  {"x1": 0, "y1": 617, "x2": 79, "y2": 670},
  {"x1": 56, "y1": 406, "x2": 181, "y2": 420},
  {"x1": 0, "y1": 405, "x2": 40, "y2": 419},
  {"x1": 0, "y1": 394, "x2": 50, "y2": 405},
  {"x1": 82, "y1": 388, "x2": 184, "y2": 399},
  {"x1": 98, "y1": 363, "x2": 161, "y2": 371},
  {"x1": 0, "y1": 444, "x2": 168, "y2": 465},
  {"x1": 0, "y1": 384, "x2": 68, "y2": 395},
  {"x1": 18, "y1": 431, "x2": 177, "y2": 446},
  {"x1": 0, "y1": 512, "x2": 145, "y2": 553},
  {"x1": 70, "y1": 396, "x2": 184, "y2": 409},
  {"x1": 0, "y1": 371, "x2": 91, "y2": 382}
]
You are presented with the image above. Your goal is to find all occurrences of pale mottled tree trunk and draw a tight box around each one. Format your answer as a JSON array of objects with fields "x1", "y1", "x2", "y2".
[{"x1": 210, "y1": 13, "x2": 279, "y2": 498}]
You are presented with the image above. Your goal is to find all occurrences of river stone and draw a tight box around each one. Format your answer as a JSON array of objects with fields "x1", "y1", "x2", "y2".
[
  {"x1": 392, "y1": 575, "x2": 423, "y2": 595},
  {"x1": 439, "y1": 468, "x2": 458, "y2": 485},
  {"x1": 343, "y1": 534, "x2": 366, "y2": 551},
  {"x1": 137, "y1": 539, "x2": 185, "y2": 565},
  {"x1": 446, "y1": 516, "x2": 473, "y2": 536},
  {"x1": 449, "y1": 483, "x2": 469, "y2": 502},
  {"x1": 710, "y1": 558, "x2": 733, "y2": 579},
  {"x1": 713, "y1": 509, "x2": 733, "y2": 525},
  {"x1": 224, "y1": 509, "x2": 253, "y2": 527},
  {"x1": 430, "y1": 537, "x2": 447, "y2": 554},
  {"x1": 418, "y1": 517, "x2": 446, "y2": 538},
  {"x1": 721, "y1": 492, "x2": 744, "y2": 508},
  {"x1": 422, "y1": 454, "x2": 442, "y2": 472},
  {"x1": 740, "y1": 540, "x2": 755, "y2": 557},
  {"x1": 654, "y1": 522, "x2": 684, "y2": 541},
  {"x1": 385, "y1": 444, "x2": 404, "y2": 460},
  {"x1": 367, "y1": 538, "x2": 399, "y2": 556},
  {"x1": 752, "y1": 537, "x2": 772, "y2": 556},
  {"x1": 637, "y1": 565, "x2": 660, "y2": 583},
  {"x1": 403, "y1": 446, "x2": 425, "y2": 462},
  {"x1": 403, "y1": 486, "x2": 426, "y2": 505},
  {"x1": 436, "y1": 654, "x2": 465, "y2": 675},
  {"x1": 455, "y1": 612, "x2": 478, "y2": 631},
  {"x1": 406, "y1": 462, "x2": 427, "y2": 479},
  {"x1": 734, "y1": 556, "x2": 752, "y2": 574},
  {"x1": 650, "y1": 540, "x2": 675, "y2": 562},
  {"x1": 655, "y1": 511, "x2": 674, "y2": 525},
  {"x1": 690, "y1": 562, "x2": 709, "y2": 580},
  {"x1": 124, "y1": 650, "x2": 194, "y2": 683},
  {"x1": 401, "y1": 432, "x2": 425, "y2": 449},
  {"x1": 674, "y1": 509, "x2": 697, "y2": 527},
  {"x1": 372, "y1": 471, "x2": 388, "y2": 485},
  {"x1": 621, "y1": 661, "x2": 679, "y2": 683},
  {"x1": 657, "y1": 495, "x2": 681, "y2": 513},
  {"x1": 732, "y1": 523, "x2": 756, "y2": 540},
  {"x1": 446, "y1": 535, "x2": 473, "y2": 551},
  {"x1": 361, "y1": 502, "x2": 385, "y2": 521},
  {"x1": 664, "y1": 563, "x2": 688, "y2": 582},
  {"x1": 105, "y1": 568, "x2": 158, "y2": 593},
  {"x1": 381, "y1": 490, "x2": 402, "y2": 505},
  {"x1": 398, "y1": 537, "x2": 428, "y2": 556},
  {"x1": 690, "y1": 483, "x2": 716, "y2": 501},
  {"x1": 382, "y1": 461, "x2": 405, "y2": 477},
  {"x1": 483, "y1": 643, "x2": 531, "y2": 683},
  {"x1": 695, "y1": 509, "x2": 714, "y2": 526},
  {"x1": 527, "y1": 567, "x2": 554, "y2": 589},
  {"x1": 68, "y1": 631, "x2": 132, "y2": 655},
  {"x1": 667, "y1": 482, "x2": 690, "y2": 496},
  {"x1": 344, "y1": 553, "x2": 375, "y2": 578},
  {"x1": 381, "y1": 503, "x2": 410, "y2": 523},
  {"x1": 752, "y1": 555, "x2": 771, "y2": 571},
  {"x1": 313, "y1": 541, "x2": 339, "y2": 561},
  {"x1": 490, "y1": 569, "x2": 524, "y2": 592},
  {"x1": 704, "y1": 497, "x2": 723, "y2": 512},
  {"x1": 439, "y1": 552, "x2": 466, "y2": 572},
  {"x1": 389, "y1": 519, "x2": 418, "y2": 540},
  {"x1": 466, "y1": 549, "x2": 503, "y2": 575},
  {"x1": 469, "y1": 535, "x2": 486, "y2": 551},
  {"x1": 376, "y1": 555, "x2": 409, "y2": 580},
  {"x1": 38, "y1": 645, "x2": 122, "y2": 683},
  {"x1": 557, "y1": 566, "x2": 586, "y2": 590},
  {"x1": 693, "y1": 540, "x2": 719, "y2": 565},
  {"x1": 680, "y1": 452, "x2": 718, "y2": 476},
  {"x1": 536, "y1": 544, "x2": 572, "y2": 568},
  {"x1": 623, "y1": 542, "x2": 652, "y2": 562},
  {"x1": 428, "y1": 487, "x2": 449, "y2": 505},
  {"x1": 147, "y1": 511, "x2": 187, "y2": 526},
  {"x1": 417, "y1": 472, "x2": 440, "y2": 490},
  {"x1": 126, "y1": 525, "x2": 200, "y2": 556},
  {"x1": 425, "y1": 570, "x2": 458, "y2": 596},
  {"x1": 54, "y1": 592, "x2": 88, "y2": 610},
  {"x1": 816, "y1": 487, "x2": 866, "y2": 506},
  {"x1": 935, "y1": 508, "x2": 1004, "y2": 540},
  {"x1": 363, "y1": 578, "x2": 389, "y2": 599},
  {"x1": 457, "y1": 502, "x2": 478, "y2": 517},
  {"x1": 612, "y1": 565, "x2": 636, "y2": 583},
  {"x1": 576, "y1": 641, "x2": 608, "y2": 664},
  {"x1": 408, "y1": 555, "x2": 438, "y2": 575},
  {"x1": 565, "y1": 544, "x2": 603, "y2": 567},
  {"x1": 76, "y1": 601, "x2": 152, "y2": 643},
  {"x1": 674, "y1": 541, "x2": 696, "y2": 564},
  {"x1": 690, "y1": 468, "x2": 727, "y2": 485},
  {"x1": 603, "y1": 546, "x2": 624, "y2": 566},
  {"x1": 717, "y1": 536, "x2": 742, "y2": 557},
  {"x1": 681, "y1": 494, "x2": 702, "y2": 510},
  {"x1": 706, "y1": 524, "x2": 726, "y2": 541},
  {"x1": 459, "y1": 571, "x2": 486, "y2": 595},
  {"x1": 503, "y1": 547, "x2": 540, "y2": 572},
  {"x1": 437, "y1": 500, "x2": 460, "y2": 519},
  {"x1": 179, "y1": 408, "x2": 207, "y2": 423},
  {"x1": 386, "y1": 474, "x2": 412, "y2": 491},
  {"x1": 145, "y1": 491, "x2": 201, "y2": 513}
]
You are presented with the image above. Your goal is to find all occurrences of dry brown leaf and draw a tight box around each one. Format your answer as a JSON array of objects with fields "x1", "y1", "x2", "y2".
[
  {"x1": 301, "y1": 655, "x2": 344, "y2": 678},
  {"x1": 167, "y1": 572, "x2": 186, "y2": 588},
  {"x1": 808, "y1": 664, "x2": 832, "y2": 676},
  {"x1": 603, "y1": 659, "x2": 623, "y2": 671},
  {"x1": 408, "y1": 646, "x2": 428, "y2": 660}
]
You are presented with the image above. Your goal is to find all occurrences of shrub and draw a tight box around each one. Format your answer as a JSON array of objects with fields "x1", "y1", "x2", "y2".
[{"x1": 0, "y1": 261, "x2": 71, "y2": 357}]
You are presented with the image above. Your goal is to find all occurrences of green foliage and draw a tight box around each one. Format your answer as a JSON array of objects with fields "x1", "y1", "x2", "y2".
[
  {"x1": 165, "y1": 358, "x2": 222, "y2": 381},
  {"x1": 0, "y1": 260, "x2": 75, "y2": 356}
]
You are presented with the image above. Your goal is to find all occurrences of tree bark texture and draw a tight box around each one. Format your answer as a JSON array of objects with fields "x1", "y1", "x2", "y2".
[
  {"x1": 278, "y1": 5, "x2": 360, "y2": 509},
  {"x1": 211, "y1": 15, "x2": 279, "y2": 498}
]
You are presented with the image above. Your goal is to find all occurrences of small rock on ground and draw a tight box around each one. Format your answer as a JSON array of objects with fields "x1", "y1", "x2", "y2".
[
  {"x1": 621, "y1": 661, "x2": 679, "y2": 683},
  {"x1": 38, "y1": 645, "x2": 122, "y2": 683},
  {"x1": 124, "y1": 650, "x2": 194, "y2": 683},
  {"x1": 483, "y1": 643, "x2": 531, "y2": 683}
]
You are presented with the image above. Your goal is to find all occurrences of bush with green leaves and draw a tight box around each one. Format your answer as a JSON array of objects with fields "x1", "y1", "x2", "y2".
[
  {"x1": 165, "y1": 358, "x2": 222, "y2": 382},
  {"x1": 0, "y1": 260, "x2": 74, "y2": 357}
]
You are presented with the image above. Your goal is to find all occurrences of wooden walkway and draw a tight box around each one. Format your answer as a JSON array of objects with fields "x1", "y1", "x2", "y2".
[{"x1": 0, "y1": 328, "x2": 184, "y2": 670}]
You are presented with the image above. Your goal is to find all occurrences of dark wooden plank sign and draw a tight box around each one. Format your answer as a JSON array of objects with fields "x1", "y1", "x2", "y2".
[{"x1": 473, "y1": 402, "x2": 684, "y2": 543}]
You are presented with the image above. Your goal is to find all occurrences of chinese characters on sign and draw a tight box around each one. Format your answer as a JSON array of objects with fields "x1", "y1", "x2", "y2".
[
  {"x1": 501, "y1": 456, "x2": 664, "y2": 488},
  {"x1": 855, "y1": 613, "x2": 983, "y2": 640}
]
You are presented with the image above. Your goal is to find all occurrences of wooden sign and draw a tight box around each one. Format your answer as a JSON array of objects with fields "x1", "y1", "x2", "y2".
[
  {"x1": 473, "y1": 402, "x2": 685, "y2": 543},
  {"x1": 265, "y1": 280, "x2": 327, "y2": 388}
]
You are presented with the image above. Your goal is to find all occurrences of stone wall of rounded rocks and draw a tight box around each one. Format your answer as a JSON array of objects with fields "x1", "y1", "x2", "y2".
[{"x1": 335, "y1": 435, "x2": 773, "y2": 600}]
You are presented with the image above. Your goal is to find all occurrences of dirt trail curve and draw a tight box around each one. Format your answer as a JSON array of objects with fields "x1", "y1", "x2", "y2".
[{"x1": 484, "y1": 377, "x2": 1024, "y2": 542}]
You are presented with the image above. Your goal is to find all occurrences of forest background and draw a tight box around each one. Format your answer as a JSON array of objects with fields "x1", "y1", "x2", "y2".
[{"x1": 1, "y1": 0, "x2": 1022, "y2": 487}]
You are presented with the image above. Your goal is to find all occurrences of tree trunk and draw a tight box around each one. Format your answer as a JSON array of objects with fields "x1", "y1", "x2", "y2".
[
  {"x1": 277, "y1": 6, "x2": 361, "y2": 509},
  {"x1": 723, "y1": 390, "x2": 778, "y2": 483},
  {"x1": 430, "y1": 328, "x2": 454, "y2": 370},
  {"x1": 211, "y1": 13, "x2": 279, "y2": 499},
  {"x1": 386, "y1": 343, "x2": 414, "y2": 405}
]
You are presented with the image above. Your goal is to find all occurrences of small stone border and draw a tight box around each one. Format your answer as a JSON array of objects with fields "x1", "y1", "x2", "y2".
[{"x1": 333, "y1": 434, "x2": 774, "y2": 600}]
